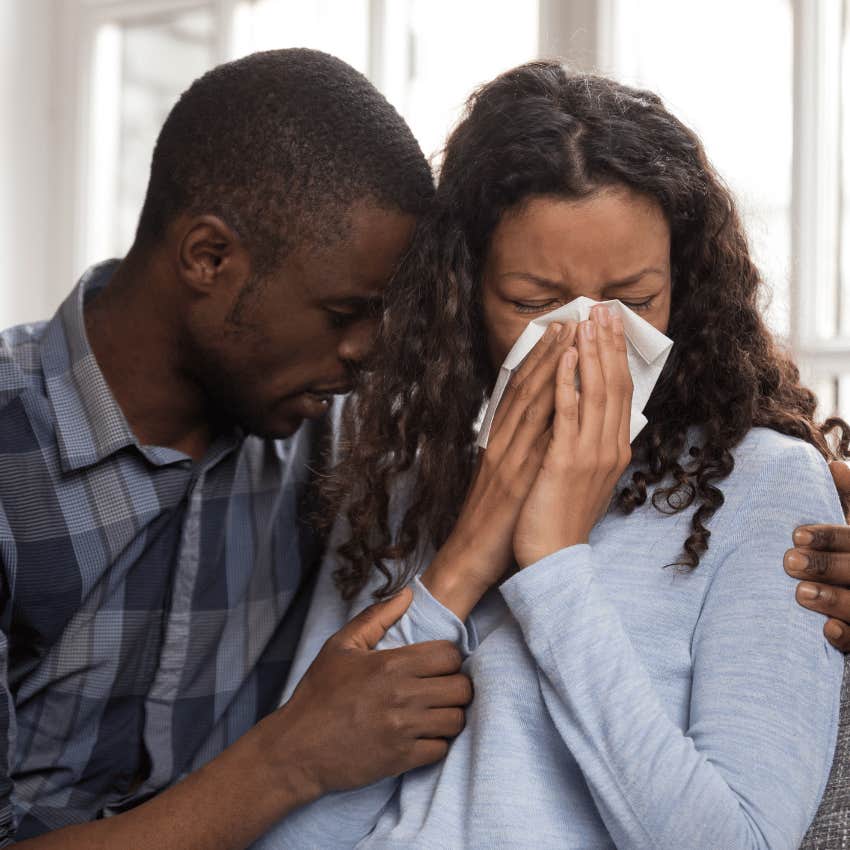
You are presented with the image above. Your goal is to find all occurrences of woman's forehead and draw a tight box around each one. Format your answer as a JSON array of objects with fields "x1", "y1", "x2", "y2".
[{"x1": 488, "y1": 190, "x2": 670, "y2": 281}]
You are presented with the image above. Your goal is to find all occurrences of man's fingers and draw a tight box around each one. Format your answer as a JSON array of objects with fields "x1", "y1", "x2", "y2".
[
  {"x1": 785, "y1": 548, "x2": 850, "y2": 585},
  {"x1": 407, "y1": 738, "x2": 450, "y2": 771},
  {"x1": 380, "y1": 639, "x2": 463, "y2": 678},
  {"x1": 418, "y1": 707, "x2": 466, "y2": 739},
  {"x1": 337, "y1": 587, "x2": 414, "y2": 650},
  {"x1": 795, "y1": 580, "x2": 850, "y2": 625},
  {"x1": 823, "y1": 618, "x2": 850, "y2": 653},
  {"x1": 793, "y1": 524, "x2": 850, "y2": 553},
  {"x1": 413, "y1": 673, "x2": 474, "y2": 708}
]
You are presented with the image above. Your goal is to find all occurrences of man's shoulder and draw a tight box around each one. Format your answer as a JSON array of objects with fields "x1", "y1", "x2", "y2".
[
  {"x1": 0, "y1": 320, "x2": 56, "y2": 454},
  {"x1": 0, "y1": 318, "x2": 48, "y2": 391}
]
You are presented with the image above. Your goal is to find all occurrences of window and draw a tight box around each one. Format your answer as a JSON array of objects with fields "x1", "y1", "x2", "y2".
[
  {"x1": 604, "y1": 0, "x2": 794, "y2": 339},
  {"x1": 592, "y1": 0, "x2": 849, "y2": 422},
  {"x1": 87, "y1": 5, "x2": 217, "y2": 263},
  {"x1": 792, "y1": 0, "x2": 850, "y2": 421},
  {"x1": 61, "y1": 0, "x2": 850, "y2": 421}
]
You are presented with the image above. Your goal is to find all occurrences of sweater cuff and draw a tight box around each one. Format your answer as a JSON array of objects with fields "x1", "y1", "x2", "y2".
[
  {"x1": 499, "y1": 544, "x2": 594, "y2": 627},
  {"x1": 377, "y1": 577, "x2": 479, "y2": 656}
]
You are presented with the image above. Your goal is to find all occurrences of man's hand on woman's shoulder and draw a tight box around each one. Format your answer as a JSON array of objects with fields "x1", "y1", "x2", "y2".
[{"x1": 785, "y1": 461, "x2": 850, "y2": 650}]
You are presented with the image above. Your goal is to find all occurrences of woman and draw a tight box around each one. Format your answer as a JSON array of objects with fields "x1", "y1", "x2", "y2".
[{"x1": 256, "y1": 62, "x2": 848, "y2": 849}]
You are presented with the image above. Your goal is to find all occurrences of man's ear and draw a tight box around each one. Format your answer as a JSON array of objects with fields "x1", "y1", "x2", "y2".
[{"x1": 175, "y1": 214, "x2": 251, "y2": 295}]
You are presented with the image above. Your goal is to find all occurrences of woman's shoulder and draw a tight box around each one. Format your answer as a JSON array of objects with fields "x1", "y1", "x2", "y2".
[
  {"x1": 728, "y1": 426, "x2": 830, "y2": 481},
  {"x1": 712, "y1": 426, "x2": 843, "y2": 533}
]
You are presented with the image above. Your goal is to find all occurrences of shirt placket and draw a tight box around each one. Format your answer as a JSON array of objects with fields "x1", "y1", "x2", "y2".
[{"x1": 136, "y1": 464, "x2": 207, "y2": 795}]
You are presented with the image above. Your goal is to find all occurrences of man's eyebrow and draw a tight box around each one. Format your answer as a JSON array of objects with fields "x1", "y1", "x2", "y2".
[{"x1": 499, "y1": 266, "x2": 667, "y2": 289}]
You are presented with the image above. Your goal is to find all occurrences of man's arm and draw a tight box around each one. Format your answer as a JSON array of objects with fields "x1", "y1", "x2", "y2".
[
  {"x1": 785, "y1": 460, "x2": 850, "y2": 650},
  {"x1": 13, "y1": 590, "x2": 471, "y2": 850}
]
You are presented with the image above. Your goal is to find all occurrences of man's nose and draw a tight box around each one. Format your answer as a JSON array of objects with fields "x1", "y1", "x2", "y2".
[{"x1": 337, "y1": 316, "x2": 379, "y2": 365}]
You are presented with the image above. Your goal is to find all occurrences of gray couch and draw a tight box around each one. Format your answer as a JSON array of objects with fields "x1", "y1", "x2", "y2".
[{"x1": 803, "y1": 656, "x2": 850, "y2": 848}]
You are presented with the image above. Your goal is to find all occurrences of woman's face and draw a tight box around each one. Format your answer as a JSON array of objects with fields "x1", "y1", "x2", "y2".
[{"x1": 481, "y1": 187, "x2": 672, "y2": 369}]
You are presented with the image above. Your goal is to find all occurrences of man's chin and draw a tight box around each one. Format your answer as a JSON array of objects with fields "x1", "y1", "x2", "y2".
[{"x1": 243, "y1": 394, "x2": 334, "y2": 440}]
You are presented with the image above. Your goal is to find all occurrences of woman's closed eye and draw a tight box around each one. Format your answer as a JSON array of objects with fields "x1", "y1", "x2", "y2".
[
  {"x1": 618, "y1": 296, "x2": 655, "y2": 313},
  {"x1": 511, "y1": 299, "x2": 561, "y2": 314},
  {"x1": 510, "y1": 295, "x2": 656, "y2": 315}
]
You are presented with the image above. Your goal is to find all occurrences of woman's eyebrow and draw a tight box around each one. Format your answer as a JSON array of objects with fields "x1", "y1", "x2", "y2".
[
  {"x1": 499, "y1": 266, "x2": 667, "y2": 289},
  {"x1": 498, "y1": 272, "x2": 563, "y2": 288},
  {"x1": 604, "y1": 266, "x2": 668, "y2": 288}
]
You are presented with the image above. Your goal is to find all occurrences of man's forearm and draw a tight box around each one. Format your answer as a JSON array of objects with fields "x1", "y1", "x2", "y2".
[{"x1": 15, "y1": 711, "x2": 318, "y2": 850}]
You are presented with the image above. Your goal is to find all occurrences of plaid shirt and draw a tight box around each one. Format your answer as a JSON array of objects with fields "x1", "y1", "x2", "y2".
[{"x1": 0, "y1": 261, "x2": 320, "y2": 843}]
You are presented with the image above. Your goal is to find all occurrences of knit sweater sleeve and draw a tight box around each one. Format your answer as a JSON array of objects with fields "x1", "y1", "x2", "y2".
[
  {"x1": 499, "y1": 437, "x2": 844, "y2": 849},
  {"x1": 251, "y1": 564, "x2": 475, "y2": 848}
]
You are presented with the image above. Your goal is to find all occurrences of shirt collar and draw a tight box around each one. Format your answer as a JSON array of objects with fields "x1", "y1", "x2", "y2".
[{"x1": 41, "y1": 260, "x2": 182, "y2": 472}]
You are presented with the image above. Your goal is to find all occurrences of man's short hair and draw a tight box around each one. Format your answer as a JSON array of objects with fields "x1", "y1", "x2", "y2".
[{"x1": 136, "y1": 48, "x2": 434, "y2": 272}]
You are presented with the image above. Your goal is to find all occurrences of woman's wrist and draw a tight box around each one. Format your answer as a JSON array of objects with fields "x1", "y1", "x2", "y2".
[
  {"x1": 421, "y1": 549, "x2": 493, "y2": 621},
  {"x1": 516, "y1": 534, "x2": 588, "y2": 569}
]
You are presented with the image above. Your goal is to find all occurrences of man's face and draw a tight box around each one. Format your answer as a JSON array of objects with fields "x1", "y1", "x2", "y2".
[{"x1": 185, "y1": 204, "x2": 416, "y2": 438}]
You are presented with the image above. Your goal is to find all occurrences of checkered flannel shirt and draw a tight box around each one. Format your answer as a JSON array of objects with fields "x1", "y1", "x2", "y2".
[{"x1": 0, "y1": 261, "x2": 320, "y2": 843}]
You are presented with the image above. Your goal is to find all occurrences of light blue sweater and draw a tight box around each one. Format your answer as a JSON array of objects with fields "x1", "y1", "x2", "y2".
[{"x1": 255, "y1": 427, "x2": 844, "y2": 849}]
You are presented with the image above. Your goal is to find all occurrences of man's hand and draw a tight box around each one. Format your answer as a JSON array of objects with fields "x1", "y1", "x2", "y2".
[
  {"x1": 785, "y1": 461, "x2": 850, "y2": 650},
  {"x1": 15, "y1": 589, "x2": 471, "y2": 850},
  {"x1": 266, "y1": 588, "x2": 473, "y2": 796}
]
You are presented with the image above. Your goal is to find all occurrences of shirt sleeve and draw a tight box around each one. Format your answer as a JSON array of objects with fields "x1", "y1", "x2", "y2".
[
  {"x1": 499, "y1": 443, "x2": 844, "y2": 850},
  {"x1": 254, "y1": 546, "x2": 475, "y2": 849},
  {"x1": 0, "y1": 503, "x2": 19, "y2": 846}
]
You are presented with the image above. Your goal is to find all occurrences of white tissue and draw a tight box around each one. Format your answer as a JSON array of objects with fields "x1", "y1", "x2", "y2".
[{"x1": 476, "y1": 297, "x2": 673, "y2": 449}]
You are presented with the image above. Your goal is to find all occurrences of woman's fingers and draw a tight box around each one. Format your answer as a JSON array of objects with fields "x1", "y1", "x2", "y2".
[
  {"x1": 576, "y1": 316, "x2": 606, "y2": 448},
  {"x1": 488, "y1": 321, "x2": 561, "y2": 443},
  {"x1": 592, "y1": 305, "x2": 626, "y2": 454},
  {"x1": 611, "y1": 314, "x2": 633, "y2": 447},
  {"x1": 553, "y1": 347, "x2": 579, "y2": 452},
  {"x1": 490, "y1": 321, "x2": 577, "y2": 456}
]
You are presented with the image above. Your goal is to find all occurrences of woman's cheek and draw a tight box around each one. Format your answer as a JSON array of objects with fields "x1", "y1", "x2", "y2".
[{"x1": 486, "y1": 321, "x2": 527, "y2": 370}]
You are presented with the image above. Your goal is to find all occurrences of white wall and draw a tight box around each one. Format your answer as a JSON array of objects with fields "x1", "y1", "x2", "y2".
[{"x1": 0, "y1": 0, "x2": 57, "y2": 328}]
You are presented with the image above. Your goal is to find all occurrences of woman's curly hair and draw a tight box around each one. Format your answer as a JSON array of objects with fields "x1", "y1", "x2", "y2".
[{"x1": 326, "y1": 61, "x2": 850, "y2": 600}]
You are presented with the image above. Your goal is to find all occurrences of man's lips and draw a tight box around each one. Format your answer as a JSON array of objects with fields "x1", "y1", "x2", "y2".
[
  {"x1": 305, "y1": 384, "x2": 353, "y2": 400},
  {"x1": 288, "y1": 385, "x2": 353, "y2": 420}
]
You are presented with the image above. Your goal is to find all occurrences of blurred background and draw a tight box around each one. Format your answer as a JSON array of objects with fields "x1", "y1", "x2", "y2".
[{"x1": 1, "y1": 0, "x2": 848, "y2": 420}]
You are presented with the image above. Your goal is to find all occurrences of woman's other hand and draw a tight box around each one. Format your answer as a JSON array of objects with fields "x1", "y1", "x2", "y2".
[
  {"x1": 785, "y1": 460, "x2": 850, "y2": 650},
  {"x1": 514, "y1": 305, "x2": 633, "y2": 569},
  {"x1": 421, "y1": 320, "x2": 578, "y2": 620}
]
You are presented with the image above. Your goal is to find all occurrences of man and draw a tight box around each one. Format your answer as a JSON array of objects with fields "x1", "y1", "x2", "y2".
[
  {"x1": 0, "y1": 46, "x2": 848, "y2": 850},
  {"x1": 0, "y1": 50, "x2": 471, "y2": 848},
  {"x1": 787, "y1": 461, "x2": 850, "y2": 651}
]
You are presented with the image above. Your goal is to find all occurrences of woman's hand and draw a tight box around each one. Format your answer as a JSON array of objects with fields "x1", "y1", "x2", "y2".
[
  {"x1": 513, "y1": 305, "x2": 633, "y2": 569},
  {"x1": 421, "y1": 320, "x2": 578, "y2": 620}
]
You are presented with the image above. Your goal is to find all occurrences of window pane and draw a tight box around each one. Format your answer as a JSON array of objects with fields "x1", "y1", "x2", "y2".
[
  {"x1": 608, "y1": 0, "x2": 793, "y2": 339},
  {"x1": 234, "y1": 0, "x2": 370, "y2": 74},
  {"x1": 401, "y1": 0, "x2": 539, "y2": 161},
  {"x1": 118, "y1": 9, "x2": 216, "y2": 255},
  {"x1": 87, "y1": 7, "x2": 216, "y2": 266},
  {"x1": 840, "y1": 0, "x2": 850, "y2": 338}
]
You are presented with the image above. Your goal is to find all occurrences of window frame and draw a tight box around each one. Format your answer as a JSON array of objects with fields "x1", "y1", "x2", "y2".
[
  {"x1": 791, "y1": 0, "x2": 850, "y2": 405},
  {"x1": 53, "y1": 0, "x2": 238, "y2": 294},
  {"x1": 56, "y1": 0, "x2": 850, "y2": 417},
  {"x1": 544, "y1": 0, "x2": 850, "y2": 418}
]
